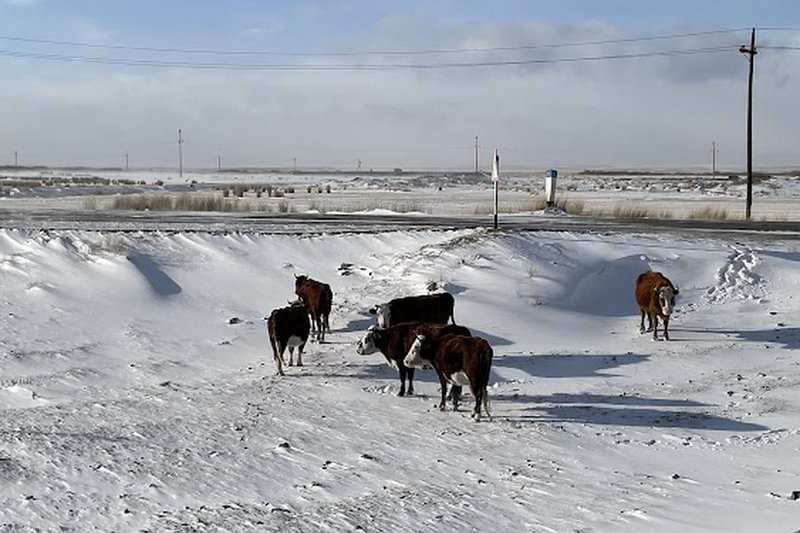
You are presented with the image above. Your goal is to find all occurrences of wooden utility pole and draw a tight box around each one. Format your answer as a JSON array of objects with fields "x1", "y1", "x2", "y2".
[
  {"x1": 125, "y1": 152, "x2": 129, "y2": 171},
  {"x1": 217, "y1": 155, "x2": 222, "y2": 172},
  {"x1": 14, "y1": 151, "x2": 17, "y2": 167},
  {"x1": 739, "y1": 28, "x2": 757, "y2": 220}
]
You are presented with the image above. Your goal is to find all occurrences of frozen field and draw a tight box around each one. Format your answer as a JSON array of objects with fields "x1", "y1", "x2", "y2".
[{"x1": 1, "y1": 168, "x2": 799, "y2": 221}]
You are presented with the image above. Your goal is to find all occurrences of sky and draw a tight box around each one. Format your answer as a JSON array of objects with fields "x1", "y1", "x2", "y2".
[{"x1": 0, "y1": 0, "x2": 799, "y2": 171}]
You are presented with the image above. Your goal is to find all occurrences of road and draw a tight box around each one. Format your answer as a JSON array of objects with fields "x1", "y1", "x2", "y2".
[{"x1": 2, "y1": 209, "x2": 800, "y2": 240}]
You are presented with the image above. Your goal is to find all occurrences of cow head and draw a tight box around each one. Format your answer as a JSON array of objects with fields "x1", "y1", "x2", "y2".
[
  {"x1": 294, "y1": 274, "x2": 309, "y2": 290},
  {"x1": 656, "y1": 285, "x2": 677, "y2": 315},
  {"x1": 356, "y1": 325, "x2": 381, "y2": 355},
  {"x1": 373, "y1": 304, "x2": 391, "y2": 328},
  {"x1": 403, "y1": 334, "x2": 428, "y2": 369}
]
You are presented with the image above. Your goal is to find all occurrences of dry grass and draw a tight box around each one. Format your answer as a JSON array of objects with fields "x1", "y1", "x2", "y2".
[{"x1": 688, "y1": 206, "x2": 729, "y2": 220}]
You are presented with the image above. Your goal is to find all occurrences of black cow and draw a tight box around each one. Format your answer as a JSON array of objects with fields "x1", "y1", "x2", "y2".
[
  {"x1": 404, "y1": 333, "x2": 493, "y2": 421},
  {"x1": 370, "y1": 292, "x2": 455, "y2": 328},
  {"x1": 356, "y1": 322, "x2": 471, "y2": 396},
  {"x1": 266, "y1": 302, "x2": 311, "y2": 376}
]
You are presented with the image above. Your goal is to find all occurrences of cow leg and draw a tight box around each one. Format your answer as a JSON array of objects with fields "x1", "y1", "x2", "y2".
[
  {"x1": 317, "y1": 316, "x2": 325, "y2": 342},
  {"x1": 663, "y1": 316, "x2": 670, "y2": 341},
  {"x1": 296, "y1": 342, "x2": 305, "y2": 366},
  {"x1": 397, "y1": 366, "x2": 407, "y2": 397},
  {"x1": 274, "y1": 344, "x2": 285, "y2": 376},
  {"x1": 438, "y1": 374, "x2": 448, "y2": 411},
  {"x1": 652, "y1": 314, "x2": 660, "y2": 340},
  {"x1": 406, "y1": 366, "x2": 415, "y2": 396},
  {"x1": 639, "y1": 310, "x2": 646, "y2": 333},
  {"x1": 451, "y1": 385, "x2": 462, "y2": 411},
  {"x1": 287, "y1": 346, "x2": 295, "y2": 366},
  {"x1": 470, "y1": 381, "x2": 483, "y2": 421}
]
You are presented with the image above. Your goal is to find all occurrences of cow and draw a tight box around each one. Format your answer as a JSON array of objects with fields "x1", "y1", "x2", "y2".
[
  {"x1": 266, "y1": 301, "x2": 311, "y2": 376},
  {"x1": 635, "y1": 270, "x2": 679, "y2": 341},
  {"x1": 294, "y1": 274, "x2": 333, "y2": 342},
  {"x1": 356, "y1": 322, "x2": 472, "y2": 397},
  {"x1": 369, "y1": 292, "x2": 455, "y2": 329},
  {"x1": 404, "y1": 333, "x2": 493, "y2": 421}
]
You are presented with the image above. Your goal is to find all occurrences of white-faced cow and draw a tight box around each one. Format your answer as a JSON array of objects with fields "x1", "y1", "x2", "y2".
[
  {"x1": 356, "y1": 322, "x2": 472, "y2": 397},
  {"x1": 266, "y1": 301, "x2": 311, "y2": 376},
  {"x1": 404, "y1": 333, "x2": 493, "y2": 421},
  {"x1": 294, "y1": 275, "x2": 333, "y2": 342},
  {"x1": 369, "y1": 292, "x2": 455, "y2": 329},
  {"x1": 635, "y1": 270, "x2": 679, "y2": 341}
]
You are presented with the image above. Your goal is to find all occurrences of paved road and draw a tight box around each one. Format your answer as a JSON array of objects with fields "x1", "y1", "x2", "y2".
[{"x1": 2, "y1": 209, "x2": 800, "y2": 240}]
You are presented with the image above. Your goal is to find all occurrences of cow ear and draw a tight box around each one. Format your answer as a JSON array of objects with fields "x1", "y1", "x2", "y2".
[
  {"x1": 368, "y1": 306, "x2": 377, "y2": 315},
  {"x1": 674, "y1": 286, "x2": 680, "y2": 295}
]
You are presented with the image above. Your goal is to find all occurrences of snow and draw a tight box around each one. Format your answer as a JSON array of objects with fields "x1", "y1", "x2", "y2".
[{"x1": 2, "y1": 223, "x2": 800, "y2": 532}]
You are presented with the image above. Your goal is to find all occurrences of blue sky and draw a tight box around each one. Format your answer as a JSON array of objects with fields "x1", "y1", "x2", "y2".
[{"x1": 0, "y1": 0, "x2": 799, "y2": 169}]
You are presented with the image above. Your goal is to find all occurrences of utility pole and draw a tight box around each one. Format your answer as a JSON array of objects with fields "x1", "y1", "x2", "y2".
[
  {"x1": 125, "y1": 152, "x2": 129, "y2": 171},
  {"x1": 14, "y1": 151, "x2": 18, "y2": 168},
  {"x1": 357, "y1": 159, "x2": 362, "y2": 172},
  {"x1": 739, "y1": 28, "x2": 757, "y2": 220},
  {"x1": 178, "y1": 129, "x2": 184, "y2": 178},
  {"x1": 474, "y1": 136, "x2": 479, "y2": 174},
  {"x1": 217, "y1": 155, "x2": 221, "y2": 172},
  {"x1": 711, "y1": 141, "x2": 718, "y2": 178},
  {"x1": 293, "y1": 157, "x2": 297, "y2": 173},
  {"x1": 491, "y1": 148, "x2": 500, "y2": 230}
]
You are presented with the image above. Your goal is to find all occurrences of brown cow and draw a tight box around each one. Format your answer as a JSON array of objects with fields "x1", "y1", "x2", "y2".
[
  {"x1": 369, "y1": 292, "x2": 455, "y2": 328},
  {"x1": 294, "y1": 274, "x2": 333, "y2": 341},
  {"x1": 356, "y1": 322, "x2": 472, "y2": 396},
  {"x1": 635, "y1": 271, "x2": 679, "y2": 341},
  {"x1": 404, "y1": 333, "x2": 493, "y2": 421},
  {"x1": 266, "y1": 302, "x2": 311, "y2": 376}
]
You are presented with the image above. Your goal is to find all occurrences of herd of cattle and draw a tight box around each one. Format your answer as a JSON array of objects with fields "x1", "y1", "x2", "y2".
[{"x1": 266, "y1": 270, "x2": 678, "y2": 421}]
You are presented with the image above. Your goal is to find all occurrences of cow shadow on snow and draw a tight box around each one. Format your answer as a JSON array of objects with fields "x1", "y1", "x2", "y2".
[
  {"x1": 493, "y1": 352, "x2": 648, "y2": 379},
  {"x1": 672, "y1": 326, "x2": 800, "y2": 350},
  {"x1": 497, "y1": 392, "x2": 768, "y2": 432}
]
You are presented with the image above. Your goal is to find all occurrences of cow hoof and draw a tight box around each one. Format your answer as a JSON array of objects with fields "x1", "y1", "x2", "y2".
[
  {"x1": 397, "y1": 390, "x2": 405, "y2": 397},
  {"x1": 406, "y1": 390, "x2": 414, "y2": 396}
]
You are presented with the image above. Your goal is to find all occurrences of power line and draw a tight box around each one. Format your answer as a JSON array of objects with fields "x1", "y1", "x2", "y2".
[
  {"x1": 0, "y1": 27, "x2": 763, "y2": 57},
  {"x1": 0, "y1": 45, "x2": 734, "y2": 71}
]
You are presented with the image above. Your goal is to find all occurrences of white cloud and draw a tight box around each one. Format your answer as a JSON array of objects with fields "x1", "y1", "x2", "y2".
[{"x1": 0, "y1": 21, "x2": 797, "y2": 170}]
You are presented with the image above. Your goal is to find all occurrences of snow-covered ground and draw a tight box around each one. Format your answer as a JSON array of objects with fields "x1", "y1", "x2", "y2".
[
  {"x1": 2, "y1": 224, "x2": 800, "y2": 532},
  {"x1": 2, "y1": 168, "x2": 799, "y2": 220}
]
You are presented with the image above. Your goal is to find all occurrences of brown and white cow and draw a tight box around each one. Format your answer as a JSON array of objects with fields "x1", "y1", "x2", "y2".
[
  {"x1": 356, "y1": 322, "x2": 472, "y2": 397},
  {"x1": 266, "y1": 301, "x2": 311, "y2": 376},
  {"x1": 369, "y1": 292, "x2": 455, "y2": 328},
  {"x1": 294, "y1": 274, "x2": 333, "y2": 341},
  {"x1": 404, "y1": 333, "x2": 493, "y2": 421},
  {"x1": 635, "y1": 270, "x2": 679, "y2": 341}
]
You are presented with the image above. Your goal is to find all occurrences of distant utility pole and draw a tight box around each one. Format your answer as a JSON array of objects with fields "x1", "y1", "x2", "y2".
[
  {"x1": 474, "y1": 136, "x2": 479, "y2": 174},
  {"x1": 177, "y1": 129, "x2": 184, "y2": 178},
  {"x1": 125, "y1": 152, "x2": 129, "y2": 171},
  {"x1": 491, "y1": 148, "x2": 500, "y2": 230},
  {"x1": 711, "y1": 141, "x2": 718, "y2": 178},
  {"x1": 357, "y1": 159, "x2": 362, "y2": 172},
  {"x1": 218, "y1": 155, "x2": 222, "y2": 172},
  {"x1": 739, "y1": 28, "x2": 757, "y2": 220},
  {"x1": 293, "y1": 157, "x2": 297, "y2": 173},
  {"x1": 14, "y1": 151, "x2": 18, "y2": 167}
]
